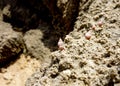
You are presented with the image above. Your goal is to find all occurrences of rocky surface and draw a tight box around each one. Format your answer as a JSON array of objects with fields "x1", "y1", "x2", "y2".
[
  {"x1": 23, "y1": 28, "x2": 51, "y2": 60},
  {"x1": 0, "y1": 54, "x2": 40, "y2": 86},
  {"x1": 43, "y1": 0, "x2": 80, "y2": 38},
  {"x1": 26, "y1": 0, "x2": 120, "y2": 86},
  {"x1": 0, "y1": 21, "x2": 24, "y2": 66},
  {"x1": 0, "y1": 0, "x2": 120, "y2": 86},
  {"x1": 0, "y1": 0, "x2": 81, "y2": 37},
  {"x1": 0, "y1": 0, "x2": 51, "y2": 31}
]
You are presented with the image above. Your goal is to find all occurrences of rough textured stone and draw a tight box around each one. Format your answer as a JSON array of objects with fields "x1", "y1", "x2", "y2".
[
  {"x1": 0, "y1": 0, "x2": 81, "y2": 38},
  {"x1": 0, "y1": 0, "x2": 120, "y2": 85},
  {"x1": 43, "y1": 0, "x2": 80, "y2": 38},
  {"x1": 0, "y1": 21, "x2": 24, "y2": 66},
  {"x1": 25, "y1": 0, "x2": 120, "y2": 86},
  {"x1": 23, "y1": 28, "x2": 51, "y2": 60},
  {"x1": 0, "y1": 0, "x2": 51, "y2": 31}
]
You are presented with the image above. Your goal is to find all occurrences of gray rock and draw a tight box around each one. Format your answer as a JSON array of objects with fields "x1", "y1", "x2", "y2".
[
  {"x1": 0, "y1": 21, "x2": 24, "y2": 66},
  {"x1": 25, "y1": 0, "x2": 120, "y2": 85},
  {"x1": 0, "y1": 0, "x2": 50, "y2": 31},
  {"x1": 23, "y1": 29, "x2": 51, "y2": 60}
]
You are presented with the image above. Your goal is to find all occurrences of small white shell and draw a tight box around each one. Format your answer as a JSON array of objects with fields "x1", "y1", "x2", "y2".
[
  {"x1": 62, "y1": 69, "x2": 71, "y2": 76},
  {"x1": 97, "y1": 21, "x2": 103, "y2": 27},
  {"x1": 91, "y1": 25, "x2": 96, "y2": 30},
  {"x1": 58, "y1": 38, "x2": 64, "y2": 46},
  {"x1": 85, "y1": 31, "x2": 91, "y2": 40},
  {"x1": 58, "y1": 38, "x2": 64, "y2": 50}
]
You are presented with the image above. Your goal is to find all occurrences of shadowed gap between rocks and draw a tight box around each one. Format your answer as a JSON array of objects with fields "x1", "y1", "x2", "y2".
[{"x1": 0, "y1": 51, "x2": 22, "y2": 68}]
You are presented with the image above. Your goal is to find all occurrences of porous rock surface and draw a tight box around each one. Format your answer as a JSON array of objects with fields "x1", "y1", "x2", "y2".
[
  {"x1": 0, "y1": 21, "x2": 24, "y2": 66},
  {"x1": 26, "y1": 0, "x2": 120, "y2": 86}
]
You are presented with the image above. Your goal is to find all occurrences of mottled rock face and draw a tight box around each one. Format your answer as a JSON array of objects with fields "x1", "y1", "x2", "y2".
[
  {"x1": 0, "y1": 21, "x2": 24, "y2": 66},
  {"x1": 0, "y1": 0, "x2": 120, "y2": 85},
  {"x1": 43, "y1": 0, "x2": 80, "y2": 37},
  {"x1": 0, "y1": 0, "x2": 81, "y2": 38},
  {"x1": 23, "y1": 29, "x2": 51, "y2": 60},
  {"x1": 0, "y1": 0, "x2": 51, "y2": 31},
  {"x1": 25, "y1": 0, "x2": 120, "y2": 86}
]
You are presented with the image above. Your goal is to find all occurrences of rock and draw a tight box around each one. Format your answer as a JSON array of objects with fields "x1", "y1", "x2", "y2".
[
  {"x1": 0, "y1": 0, "x2": 51, "y2": 31},
  {"x1": 3, "y1": 72, "x2": 13, "y2": 80},
  {"x1": 0, "y1": 21, "x2": 24, "y2": 66},
  {"x1": 25, "y1": 72, "x2": 42, "y2": 86},
  {"x1": 1, "y1": 0, "x2": 80, "y2": 37},
  {"x1": 23, "y1": 29, "x2": 51, "y2": 60},
  {"x1": 25, "y1": 0, "x2": 120, "y2": 86},
  {"x1": 44, "y1": 0, "x2": 80, "y2": 37}
]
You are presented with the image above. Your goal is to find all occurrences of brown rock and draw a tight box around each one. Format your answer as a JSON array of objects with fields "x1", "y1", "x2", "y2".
[{"x1": 0, "y1": 21, "x2": 24, "y2": 66}]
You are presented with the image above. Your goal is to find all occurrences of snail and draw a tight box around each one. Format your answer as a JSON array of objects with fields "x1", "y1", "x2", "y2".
[
  {"x1": 58, "y1": 38, "x2": 65, "y2": 50},
  {"x1": 85, "y1": 31, "x2": 92, "y2": 40}
]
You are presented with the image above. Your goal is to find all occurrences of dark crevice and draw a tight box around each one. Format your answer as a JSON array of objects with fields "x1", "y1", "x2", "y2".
[
  {"x1": 0, "y1": 50, "x2": 23, "y2": 68},
  {"x1": 2, "y1": 0, "x2": 52, "y2": 32},
  {"x1": 1, "y1": 0, "x2": 79, "y2": 51}
]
